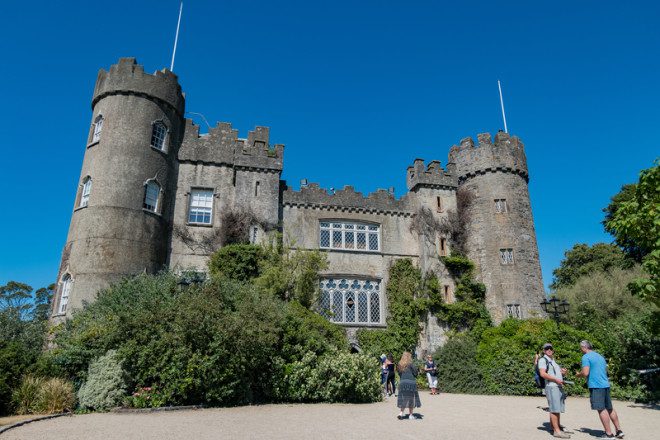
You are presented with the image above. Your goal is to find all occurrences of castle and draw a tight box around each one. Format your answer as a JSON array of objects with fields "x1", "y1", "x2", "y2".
[{"x1": 52, "y1": 58, "x2": 545, "y2": 349}]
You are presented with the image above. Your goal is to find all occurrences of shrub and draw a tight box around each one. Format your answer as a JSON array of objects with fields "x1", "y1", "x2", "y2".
[
  {"x1": 12, "y1": 376, "x2": 75, "y2": 414},
  {"x1": 77, "y1": 350, "x2": 128, "y2": 411},
  {"x1": 208, "y1": 244, "x2": 264, "y2": 282},
  {"x1": 125, "y1": 385, "x2": 167, "y2": 408},
  {"x1": 12, "y1": 375, "x2": 44, "y2": 415},
  {"x1": 37, "y1": 378, "x2": 76, "y2": 414},
  {"x1": 434, "y1": 334, "x2": 486, "y2": 394},
  {"x1": 275, "y1": 351, "x2": 381, "y2": 403}
]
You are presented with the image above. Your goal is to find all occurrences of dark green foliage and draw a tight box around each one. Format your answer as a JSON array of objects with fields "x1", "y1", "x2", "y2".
[
  {"x1": 436, "y1": 300, "x2": 492, "y2": 331},
  {"x1": 603, "y1": 183, "x2": 648, "y2": 263},
  {"x1": 441, "y1": 253, "x2": 487, "y2": 303},
  {"x1": 441, "y1": 254, "x2": 475, "y2": 278},
  {"x1": 208, "y1": 244, "x2": 264, "y2": 282},
  {"x1": 357, "y1": 259, "x2": 425, "y2": 356},
  {"x1": 477, "y1": 319, "x2": 591, "y2": 396},
  {"x1": 434, "y1": 334, "x2": 486, "y2": 394},
  {"x1": 550, "y1": 243, "x2": 631, "y2": 290}
]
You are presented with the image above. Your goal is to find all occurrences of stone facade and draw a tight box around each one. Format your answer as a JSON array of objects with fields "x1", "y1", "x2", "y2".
[{"x1": 52, "y1": 58, "x2": 546, "y2": 351}]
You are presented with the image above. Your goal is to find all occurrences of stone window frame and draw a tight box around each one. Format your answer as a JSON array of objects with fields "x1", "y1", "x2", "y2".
[
  {"x1": 499, "y1": 248, "x2": 514, "y2": 265},
  {"x1": 436, "y1": 196, "x2": 443, "y2": 213},
  {"x1": 438, "y1": 235, "x2": 448, "y2": 256},
  {"x1": 90, "y1": 114, "x2": 104, "y2": 144},
  {"x1": 143, "y1": 179, "x2": 162, "y2": 214},
  {"x1": 506, "y1": 303, "x2": 522, "y2": 319},
  {"x1": 250, "y1": 226, "x2": 259, "y2": 244},
  {"x1": 319, "y1": 277, "x2": 383, "y2": 326},
  {"x1": 494, "y1": 198, "x2": 508, "y2": 213},
  {"x1": 57, "y1": 273, "x2": 73, "y2": 315},
  {"x1": 150, "y1": 120, "x2": 169, "y2": 152},
  {"x1": 319, "y1": 220, "x2": 381, "y2": 253},
  {"x1": 187, "y1": 187, "x2": 214, "y2": 225}
]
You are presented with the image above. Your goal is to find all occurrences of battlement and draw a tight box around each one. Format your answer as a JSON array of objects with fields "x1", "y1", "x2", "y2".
[
  {"x1": 92, "y1": 58, "x2": 185, "y2": 115},
  {"x1": 448, "y1": 132, "x2": 528, "y2": 182},
  {"x1": 283, "y1": 184, "x2": 414, "y2": 216},
  {"x1": 179, "y1": 121, "x2": 283, "y2": 171},
  {"x1": 406, "y1": 159, "x2": 458, "y2": 191}
]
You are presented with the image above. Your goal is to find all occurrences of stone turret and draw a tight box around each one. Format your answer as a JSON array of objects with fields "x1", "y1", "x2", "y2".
[
  {"x1": 52, "y1": 58, "x2": 185, "y2": 320},
  {"x1": 449, "y1": 132, "x2": 544, "y2": 322}
]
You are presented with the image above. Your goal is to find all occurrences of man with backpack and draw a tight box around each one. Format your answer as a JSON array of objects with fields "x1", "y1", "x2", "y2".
[{"x1": 538, "y1": 343, "x2": 570, "y2": 438}]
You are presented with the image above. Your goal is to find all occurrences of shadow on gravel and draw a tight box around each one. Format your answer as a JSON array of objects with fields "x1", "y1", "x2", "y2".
[
  {"x1": 396, "y1": 413, "x2": 424, "y2": 420},
  {"x1": 626, "y1": 402, "x2": 659, "y2": 411},
  {"x1": 575, "y1": 427, "x2": 610, "y2": 437}
]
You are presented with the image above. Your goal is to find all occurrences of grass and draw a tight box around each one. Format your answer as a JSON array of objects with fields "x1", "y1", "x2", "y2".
[{"x1": 0, "y1": 414, "x2": 41, "y2": 427}]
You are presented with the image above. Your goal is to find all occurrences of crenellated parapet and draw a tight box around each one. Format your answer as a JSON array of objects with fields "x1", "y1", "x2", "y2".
[
  {"x1": 406, "y1": 159, "x2": 458, "y2": 191},
  {"x1": 179, "y1": 122, "x2": 283, "y2": 172},
  {"x1": 92, "y1": 58, "x2": 185, "y2": 116},
  {"x1": 448, "y1": 132, "x2": 528, "y2": 183},
  {"x1": 283, "y1": 184, "x2": 414, "y2": 216}
]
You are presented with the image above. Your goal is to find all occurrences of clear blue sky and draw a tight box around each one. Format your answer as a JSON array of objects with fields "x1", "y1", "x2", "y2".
[{"x1": 0, "y1": 1, "x2": 658, "y2": 292}]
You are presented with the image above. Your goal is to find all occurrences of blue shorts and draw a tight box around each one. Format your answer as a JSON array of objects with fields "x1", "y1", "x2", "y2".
[{"x1": 589, "y1": 388, "x2": 612, "y2": 411}]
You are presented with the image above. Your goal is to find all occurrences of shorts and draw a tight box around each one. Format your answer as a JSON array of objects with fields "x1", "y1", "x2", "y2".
[
  {"x1": 545, "y1": 386, "x2": 566, "y2": 413},
  {"x1": 426, "y1": 373, "x2": 438, "y2": 388},
  {"x1": 589, "y1": 388, "x2": 613, "y2": 411}
]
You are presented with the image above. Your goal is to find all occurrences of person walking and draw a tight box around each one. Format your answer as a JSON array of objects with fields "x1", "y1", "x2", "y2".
[
  {"x1": 538, "y1": 343, "x2": 570, "y2": 438},
  {"x1": 424, "y1": 354, "x2": 439, "y2": 395},
  {"x1": 576, "y1": 340, "x2": 624, "y2": 439},
  {"x1": 385, "y1": 353, "x2": 396, "y2": 397},
  {"x1": 380, "y1": 354, "x2": 389, "y2": 396},
  {"x1": 396, "y1": 351, "x2": 421, "y2": 420}
]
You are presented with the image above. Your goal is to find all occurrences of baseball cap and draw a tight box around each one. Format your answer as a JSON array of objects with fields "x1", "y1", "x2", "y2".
[{"x1": 542, "y1": 343, "x2": 553, "y2": 350}]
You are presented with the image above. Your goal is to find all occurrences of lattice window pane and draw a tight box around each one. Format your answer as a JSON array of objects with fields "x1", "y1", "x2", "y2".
[
  {"x1": 370, "y1": 291, "x2": 380, "y2": 323},
  {"x1": 345, "y1": 231, "x2": 354, "y2": 248},
  {"x1": 320, "y1": 229, "x2": 330, "y2": 247},
  {"x1": 332, "y1": 231, "x2": 342, "y2": 248},
  {"x1": 332, "y1": 290, "x2": 342, "y2": 322},
  {"x1": 368, "y1": 233, "x2": 379, "y2": 251},
  {"x1": 151, "y1": 122, "x2": 168, "y2": 151},
  {"x1": 319, "y1": 290, "x2": 330, "y2": 318},
  {"x1": 358, "y1": 292, "x2": 368, "y2": 322},
  {"x1": 345, "y1": 295, "x2": 355, "y2": 322},
  {"x1": 356, "y1": 232, "x2": 366, "y2": 249}
]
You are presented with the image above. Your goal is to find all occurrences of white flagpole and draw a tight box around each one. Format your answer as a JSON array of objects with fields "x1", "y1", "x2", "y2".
[
  {"x1": 170, "y1": 2, "x2": 183, "y2": 71},
  {"x1": 498, "y1": 80, "x2": 508, "y2": 134}
]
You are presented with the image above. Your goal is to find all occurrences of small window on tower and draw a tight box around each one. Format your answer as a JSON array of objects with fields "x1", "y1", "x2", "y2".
[
  {"x1": 91, "y1": 115, "x2": 104, "y2": 143},
  {"x1": 495, "y1": 199, "x2": 508, "y2": 213},
  {"x1": 436, "y1": 196, "x2": 443, "y2": 213},
  {"x1": 506, "y1": 303, "x2": 522, "y2": 319},
  {"x1": 438, "y1": 236, "x2": 447, "y2": 256},
  {"x1": 255, "y1": 181, "x2": 260, "y2": 197},
  {"x1": 58, "y1": 274, "x2": 73, "y2": 315},
  {"x1": 499, "y1": 248, "x2": 514, "y2": 265},
  {"x1": 151, "y1": 121, "x2": 168, "y2": 152},
  {"x1": 443, "y1": 285, "x2": 450, "y2": 302},
  {"x1": 143, "y1": 180, "x2": 161, "y2": 213},
  {"x1": 79, "y1": 177, "x2": 92, "y2": 208}
]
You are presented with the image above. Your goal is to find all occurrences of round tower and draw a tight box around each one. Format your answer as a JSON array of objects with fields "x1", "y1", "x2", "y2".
[
  {"x1": 52, "y1": 58, "x2": 185, "y2": 319},
  {"x1": 448, "y1": 132, "x2": 545, "y2": 322}
]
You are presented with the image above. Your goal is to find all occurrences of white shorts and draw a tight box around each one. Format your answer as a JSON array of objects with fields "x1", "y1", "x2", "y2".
[{"x1": 426, "y1": 373, "x2": 438, "y2": 388}]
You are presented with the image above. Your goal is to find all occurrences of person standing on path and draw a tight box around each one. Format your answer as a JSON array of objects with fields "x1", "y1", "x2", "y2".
[
  {"x1": 576, "y1": 340, "x2": 624, "y2": 439},
  {"x1": 385, "y1": 353, "x2": 396, "y2": 397},
  {"x1": 396, "y1": 351, "x2": 421, "y2": 420},
  {"x1": 538, "y1": 343, "x2": 570, "y2": 439},
  {"x1": 424, "y1": 354, "x2": 438, "y2": 395}
]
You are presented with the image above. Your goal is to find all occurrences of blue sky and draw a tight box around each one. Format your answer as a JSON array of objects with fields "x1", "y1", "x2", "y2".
[{"x1": 0, "y1": 1, "x2": 658, "y2": 292}]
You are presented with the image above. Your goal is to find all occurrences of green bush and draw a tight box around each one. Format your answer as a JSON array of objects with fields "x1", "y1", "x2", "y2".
[
  {"x1": 275, "y1": 351, "x2": 381, "y2": 403},
  {"x1": 77, "y1": 350, "x2": 127, "y2": 411},
  {"x1": 476, "y1": 319, "x2": 592, "y2": 397},
  {"x1": 434, "y1": 334, "x2": 486, "y2": 394},
  {"x1": 208, "y1": 244, "x2": 264, "y2": 282}
]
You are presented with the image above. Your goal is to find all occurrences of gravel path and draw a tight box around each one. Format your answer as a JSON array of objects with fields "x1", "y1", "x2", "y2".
[{"x1": 2, "y1": 393, "x2": 658, "y2": 440}]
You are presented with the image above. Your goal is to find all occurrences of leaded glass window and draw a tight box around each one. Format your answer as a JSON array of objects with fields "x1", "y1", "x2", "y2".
[
  {"x1": 319, "y1": 278, "x2": 382, "y2": 325},
  {"x1": 499, "y1": 248, "x2": 514, "y2": 265},
  {"x1": 506, "y1": 303, "x2": 522, "y2": 319},
  {"x1": 151, "y1": 121, "x2": 168, "y2": 151},
  {"x1": 319, "y1": 221, "x2": 380, "y2": 252},
  {"x1": 188, "y1": 189, "x2": 213, "y2": 224}
]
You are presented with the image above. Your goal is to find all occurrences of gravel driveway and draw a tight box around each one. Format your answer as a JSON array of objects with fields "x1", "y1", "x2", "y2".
[{"x1": 2, "y1": 393, "x2": 658, "y2": 440}]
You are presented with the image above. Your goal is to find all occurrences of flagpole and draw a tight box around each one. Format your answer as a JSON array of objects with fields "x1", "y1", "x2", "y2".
[
  {"x1": 498, "y1": 80, "x2": 508, "y2": 134},
  {"x1": 170, "y1": 2, "x2": 183, "y2": 71}
]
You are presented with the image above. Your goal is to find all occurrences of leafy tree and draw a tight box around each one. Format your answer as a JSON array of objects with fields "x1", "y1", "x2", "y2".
[
  {"x1": 208, "y1": 244, "x2": 264, "y2": 282},
  {"x1": 0, "y1": 281, "x2": 33, "y2": 319},
  {"x1": 550, "y1": 243, "x2": 630, "y2": 290},
  {"x1": 603, "y1": 160, "x2": 660, "y2": 305}
]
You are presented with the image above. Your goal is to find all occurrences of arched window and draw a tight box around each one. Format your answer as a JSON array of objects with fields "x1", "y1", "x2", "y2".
[
  {"x1": 79, "y1": 177, "x2": 92, "y2": 208},
  {"x1": 143, "y1": 180, "x2": 161, "y2": 213},
  {"x1": 58, "y1": 274, "x2": 72, "y2": 314},
  {"x1": 92, "y1": 115, "x2": 104, "y2": 143},
  {"x1": 150, "y1": 121, "x2": 168, "y2": 151},
  {"x1": 319, "y1": 278, "x2": 382, "y2": 325}
]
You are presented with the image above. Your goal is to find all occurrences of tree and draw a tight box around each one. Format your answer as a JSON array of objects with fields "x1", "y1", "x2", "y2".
[
  {"x1": 603, "y1": 160, "x2": 660, "y2": 306},
  {"x1": 0, "y1": 282, "x2": 33, "y2": 319},
  {"x1": 550, "y1": 243, "x2": 630, "y2": 290}
]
